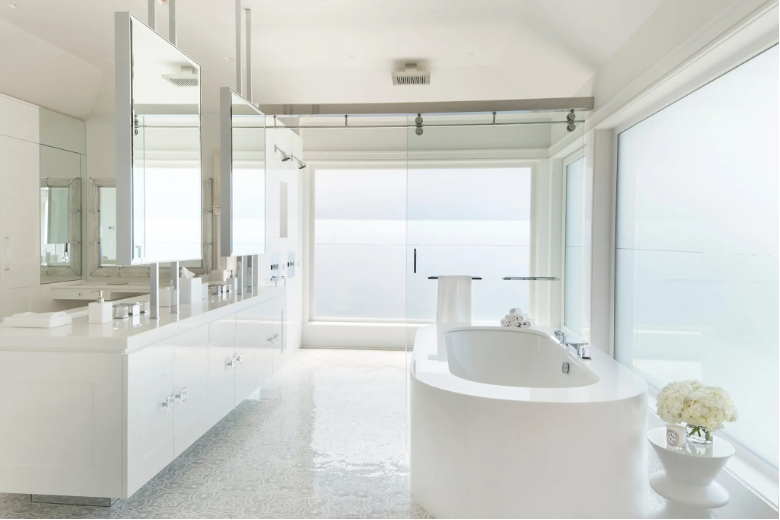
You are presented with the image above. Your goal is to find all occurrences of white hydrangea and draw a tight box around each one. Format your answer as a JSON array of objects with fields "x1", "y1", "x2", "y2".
[{"x1": 656, "y1": 380, "x2": 738, "y2": 430}]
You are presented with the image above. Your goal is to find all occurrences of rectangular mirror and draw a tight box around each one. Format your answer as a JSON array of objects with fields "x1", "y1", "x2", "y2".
[
  {"x1": 220, "y1": 87, "x2": 266, "y2": 256},
  {"x1": 40, "y1": 178, "x2": 81, "y2": 283},
  {"x1": 115, "y1": 12, "x2": 202, "y2": 265}
]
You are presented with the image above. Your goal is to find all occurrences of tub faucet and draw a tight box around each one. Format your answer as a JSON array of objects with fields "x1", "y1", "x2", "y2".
[{"x1": 553, "y1": 329, "x2": 591, "y2": 359}]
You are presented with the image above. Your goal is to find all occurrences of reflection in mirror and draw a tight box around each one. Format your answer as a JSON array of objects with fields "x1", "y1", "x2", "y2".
[
  {"x1": 220, "y1": 88, "x2": 266, "y2": 256},
  {"x1": 40, "y1": 178, "x2": 81, "y2": 283},
  {"x1": 115, "y1": 13, "x2": 202, "y2": 265},
  {"x1": 99, "y1": 186, "x2": 117, "y2": 265}
]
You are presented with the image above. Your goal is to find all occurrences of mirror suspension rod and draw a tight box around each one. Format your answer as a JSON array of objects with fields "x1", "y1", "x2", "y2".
[
  {"x1": 245, "y1": 8, "x2": 252, "y2": 103},
  {"x1": 150, "y1": 263, "x2": 159, "y2": 319},
  {"x1": 170, "y1": 261, "x2": 179, "y2": 314},
  {"x1": 235, "y1": 0, "x2": 242, "y2": 96},
  {"x1": 168, "y1": 0, "x2": 177, "y2": 46},
  {"x1": 148, "y1": 0, "x2": 156, "y2": 31}
]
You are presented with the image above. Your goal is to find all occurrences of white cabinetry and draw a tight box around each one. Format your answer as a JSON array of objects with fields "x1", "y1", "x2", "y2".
[
  {"x1": 126, "y1": 341, "x2": 175, "y2": 496},
  {"x1": 208, "y1": 314, "x2": 237, "y2": 424},
  {"x1": 172, "y1": 325, "x2": 210, "y2": 457},
  {"x1": 0, "y1": 290, "x2": 290, "y2": 500}
]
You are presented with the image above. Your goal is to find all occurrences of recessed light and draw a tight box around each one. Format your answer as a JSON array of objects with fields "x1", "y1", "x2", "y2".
[
  {"x1": 468, "y1": 52, "x2": 475, "y2": 56},
  {"x1": 225, "y1": 57, "x2": 235, "y2": 61},
  {"x1": 348, "y1": 55, "x2": 355, "y2": 59},
  {"x1": 8, "y1": 3, "x2": 18, "y2": 8}
]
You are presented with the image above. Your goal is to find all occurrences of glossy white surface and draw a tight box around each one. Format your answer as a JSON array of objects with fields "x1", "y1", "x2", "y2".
[
  {"x1": 410, "y1": 324, "x2": 648, "y2": 518},
  {"x1": 0, "y1": 287, "x2": 284, "y2": 353},
  {"x1": 445, "y1": 327, "x2": 599, "y2": 387},
  {"x1": 648, "y1": 427, "x2": 734, "y2": 514},
  {"x1": 0, "y1": 289, "x2": 291, "y2": 499},
  {"x1": 412, "y1": 324, "x2": 646, "y2": 402}
]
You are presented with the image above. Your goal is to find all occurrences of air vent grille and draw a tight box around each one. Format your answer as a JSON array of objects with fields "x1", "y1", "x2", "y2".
[
  {"x1": 392, "y1": 63, "x2": 431, "y2": 86},
  {"x1": 165, "y1": 77, "x2": 198, "y2": 87}
]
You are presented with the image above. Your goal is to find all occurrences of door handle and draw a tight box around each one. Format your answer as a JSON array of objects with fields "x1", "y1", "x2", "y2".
[{"x1": 413, "y1": 248, "x2": 416, "y2": 274}]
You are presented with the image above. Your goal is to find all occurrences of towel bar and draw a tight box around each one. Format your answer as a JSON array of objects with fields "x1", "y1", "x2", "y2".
[
  {"x1": 428, "y1": 276, "x2": 482, "y2": 280},
  {"x1": 503, "y1": 276, "x2": 558, "y2": 281}
]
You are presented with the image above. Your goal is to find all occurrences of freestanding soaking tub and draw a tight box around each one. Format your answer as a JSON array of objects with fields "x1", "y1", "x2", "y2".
[{"x1": 410, "y1": 325, "x2": 648, "y2": 518}]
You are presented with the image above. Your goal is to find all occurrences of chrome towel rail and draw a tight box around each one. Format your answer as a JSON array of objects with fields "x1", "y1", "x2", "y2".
[
  {"x1": 428, "y1": 276, "x2": 482, "y2": 280},
  {"x1": 503, "y1": 276, "x2": 559, "y2": 281}
]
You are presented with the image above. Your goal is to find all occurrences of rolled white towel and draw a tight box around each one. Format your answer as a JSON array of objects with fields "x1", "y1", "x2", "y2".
[
  {"x1": 519, "y1": 319, "x2": 534, "y2": 328},
  {"x1": 509, "y1": 308, "x2": 523, "y2": 315},
  {"x1": 500, "y1": 319, "x2": 509, "y2": 327}
]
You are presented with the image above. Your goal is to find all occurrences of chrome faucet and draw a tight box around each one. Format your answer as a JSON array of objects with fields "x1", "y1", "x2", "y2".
[{"x1": 553, "y1": 329, "x2": 591, "y2": 359}]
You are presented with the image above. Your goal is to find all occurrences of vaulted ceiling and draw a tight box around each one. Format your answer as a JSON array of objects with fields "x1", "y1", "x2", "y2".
[{"x1": 1, "y1": 0, "x2": 668, "y2": 119}]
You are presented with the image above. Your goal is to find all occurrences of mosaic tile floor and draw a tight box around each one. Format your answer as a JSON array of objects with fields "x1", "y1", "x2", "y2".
[{"x1": 0, "y1": 349, "x2": 667, "y2": 519}]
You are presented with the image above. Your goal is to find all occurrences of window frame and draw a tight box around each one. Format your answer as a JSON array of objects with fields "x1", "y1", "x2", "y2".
[{"x1": 560, "y1": 149, "x2": 586, "y2": 337}]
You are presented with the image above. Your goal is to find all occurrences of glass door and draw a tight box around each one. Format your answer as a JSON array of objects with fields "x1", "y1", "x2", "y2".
[{"x1": 405, "y1": 111, "x2": 585, "y2": 352}]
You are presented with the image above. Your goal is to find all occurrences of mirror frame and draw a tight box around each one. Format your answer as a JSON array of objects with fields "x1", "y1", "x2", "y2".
[
  {"x1": 40, "y1": 177, "x2": 82, "y2": 282},
  {"x1": 219, "y1": 87, "x2": 266, "y2": 257},
  {"x1": 88, "y1": 177, "x2": 213, "y2": 278},
  {"x1": 114, "y1": 12, "x2": 203, "y2": 266}
]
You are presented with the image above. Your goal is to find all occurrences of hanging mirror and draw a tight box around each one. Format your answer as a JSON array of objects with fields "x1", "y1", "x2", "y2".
[
  {"x1": 114, "y1": 12, "x2": 202, "y2": 265},
  {"x1": 220, "y1": 87, "x2": 266, "y2": 256},
  {"x1": 40, "y1": 177, "x2": 81, "y2": 283}
]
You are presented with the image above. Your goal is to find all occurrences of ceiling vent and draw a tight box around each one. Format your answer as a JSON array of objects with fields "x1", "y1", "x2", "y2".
[
  {"x1": 392, "y1": 63, "x2": 430, "y2": 86},
  {"x1": 163, "y1": 65, "x2": 199, "y2": 87}
]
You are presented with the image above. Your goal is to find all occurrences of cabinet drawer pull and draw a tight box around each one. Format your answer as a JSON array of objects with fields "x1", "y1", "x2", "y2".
[
  {"x1": 234, "y1": 353, "x2": 244, "y2": 364},
  {"x1": 175, "y1": 387, "x2": 188, "y2": 403},
  {"x1": 161, "y1": 394, "x2": 175, "y2": 411},
  {"x1": 225, "y1": 356, "x2": 236, "y2": 369}
]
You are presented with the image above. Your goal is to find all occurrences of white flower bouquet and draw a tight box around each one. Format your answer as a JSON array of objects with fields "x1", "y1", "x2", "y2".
[{"x1": 656, "y1": 380, "x2": 738, "y2": 442}]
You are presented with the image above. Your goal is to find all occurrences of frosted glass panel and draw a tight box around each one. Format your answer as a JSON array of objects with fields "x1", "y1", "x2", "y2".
[
  {"x1": 564, "y1": 157, "x2": 586, "y2": 334},
  {"x1": 314, "y1": 169, "x2": 406, "y2": 320},
  {"x1": 314, "y1": 245, "x2": 406, "y2": 320},
  {"x1": 615, "y1": 46, "x2": 779, "y2": 466}
]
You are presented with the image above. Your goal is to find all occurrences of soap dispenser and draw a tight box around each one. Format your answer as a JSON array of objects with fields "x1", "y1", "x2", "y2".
[{"x1": 89, "y1": 290, "x2": 112, "y2": 324}]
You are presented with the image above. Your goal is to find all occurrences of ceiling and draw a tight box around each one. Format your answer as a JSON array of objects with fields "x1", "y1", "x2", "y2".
[{"x1": 0, "y1": 0, "x2": 666, "y2": 120}]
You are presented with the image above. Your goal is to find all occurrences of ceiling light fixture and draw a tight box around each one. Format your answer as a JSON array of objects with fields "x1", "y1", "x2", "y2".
[
  {"x1": 8, "y1": 3, "x2": 18, "y2": 8},
  {"x1": 225, "y1": 57, "x2": 234, "y2": 61}
]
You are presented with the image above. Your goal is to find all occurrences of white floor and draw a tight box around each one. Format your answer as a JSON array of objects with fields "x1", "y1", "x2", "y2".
[{"x1": 0, "y1": 349, "x2": 667, "y2": 518}]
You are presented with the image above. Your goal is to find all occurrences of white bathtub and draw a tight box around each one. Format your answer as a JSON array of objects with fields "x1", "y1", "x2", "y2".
[{"x1": 410, "y1": 325, "x2": 648, "y2": 519}]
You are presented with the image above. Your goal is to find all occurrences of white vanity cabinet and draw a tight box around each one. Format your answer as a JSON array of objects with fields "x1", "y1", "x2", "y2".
[
  {"x1": 207, "y1": 314, "x2": 237, "y2": 425},
  {"x1": 0, "y1": 288, "x2": 291, "y2": 500}
]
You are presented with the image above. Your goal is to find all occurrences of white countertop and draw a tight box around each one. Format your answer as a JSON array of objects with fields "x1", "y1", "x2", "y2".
[
  {"x1": 411, "y1": 324, "x2": 647, "y2": 404},
  {"x1": 0, "y1": 287, "x2": 285, "y2": 354}
]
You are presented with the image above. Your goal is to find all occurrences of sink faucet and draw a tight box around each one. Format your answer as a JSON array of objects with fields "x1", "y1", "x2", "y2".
[{"x1": 553, "y1": 329, "x2": 591, "y2": 359}]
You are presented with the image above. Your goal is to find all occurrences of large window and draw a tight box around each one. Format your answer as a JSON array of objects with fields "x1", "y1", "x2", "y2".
[
  {"x1": 615, "y1": 46, "x2": 778, "y2": 466},
  {"x1": 313, "y1": 166, "x2": 532, "y2": 322},
  {"x1": 314, "y1": 169, "x2": 407, "y2": 321}
]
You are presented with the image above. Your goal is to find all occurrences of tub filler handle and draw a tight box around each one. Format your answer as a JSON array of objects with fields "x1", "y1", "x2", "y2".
[{"x1": 554, "y1": 329, "x2": 591, "y2": 360}]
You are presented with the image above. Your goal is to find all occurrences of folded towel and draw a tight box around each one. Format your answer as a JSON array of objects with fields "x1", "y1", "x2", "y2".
[
  {"x1": 436, "y1": 276, "x2": 472, "y2": 324},
  {"x1": 500, "y1": 319, "x2": 509, "y2": 327},
  {"x1": 519, "y1": 319, "x2": 533, "y2": 328},
  {"x1": 509, "y1": 308, "x2": 523, "y2": 315}
]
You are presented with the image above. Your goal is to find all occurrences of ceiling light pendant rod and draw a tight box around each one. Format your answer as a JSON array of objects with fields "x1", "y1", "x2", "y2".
[
  {"x1": 245, "y1": 8, "x2": 252, "y2": 103},
  {"x1": 148, "y1": 0, "x2": 156, "y2": 31},
  {"x1": 169, "y1": 0, "x2": 177, "y2": 46},
  {"x1": 235, "y1": 0, "x2": 242, "y2": 96}
]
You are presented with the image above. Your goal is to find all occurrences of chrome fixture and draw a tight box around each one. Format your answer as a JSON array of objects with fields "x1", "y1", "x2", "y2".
[
  {"x1": 428, "y1": 276, "x2": 482, "y2": 280},
  {"x1": 274, "y1": 145, "x2": 291, "y2": 162},
  {"x1": 554, "y1": 329, "x2": 590, "y2": 359},
  {"x1": 291, "y1": 154, "x2": 306, "y2": 169},
  {"x1": 503, "y1": 276, "x2": 559, "y2": 281}
]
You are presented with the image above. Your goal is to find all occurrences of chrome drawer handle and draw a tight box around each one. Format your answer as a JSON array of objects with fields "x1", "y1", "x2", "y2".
[
  {"x1": 225, "y1": 356, "x2": 236, "y2": 369},
  {"x1": 161, "y1": 394, "x2": 175, "y2": 411},
  {"x1": 175, "y1": 387, "x2": 188, "y2": 402},
  {"x1": 234, "y1": 353, "x2": 244, "y2": 364}
]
